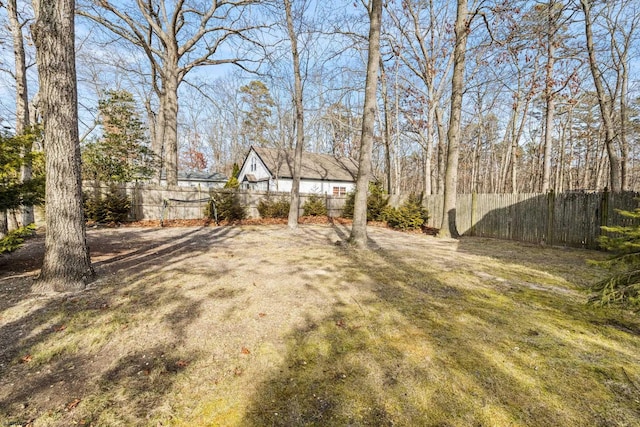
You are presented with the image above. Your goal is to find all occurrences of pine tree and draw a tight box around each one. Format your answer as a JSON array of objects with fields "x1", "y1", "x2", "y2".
[
  {"x1": 591, "y1": 208, "x2": 640, "y2": 307},
  {"x1": 82, "y1": 90, "x2": 156, "y2": 183},
  {"x1": 240, "y1": 81, "x2": 275, "y2": 147}
]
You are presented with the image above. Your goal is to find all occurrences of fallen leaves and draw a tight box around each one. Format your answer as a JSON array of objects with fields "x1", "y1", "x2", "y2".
[
  {"x1": 241, "y1": 347, "x2": 251, "y2": 355},
  {"x1": 53, "y1": 324, "x2": 66, "y2": 332},
  {"x1": 175, "y1": 360, "x2": 189, "y2": 368},
  {"x1": 20, "y1": 354, "x2": 32, "y2": 364},
  {"x1": 65, "y1": 398, "x2": 81, "y2": 411}
]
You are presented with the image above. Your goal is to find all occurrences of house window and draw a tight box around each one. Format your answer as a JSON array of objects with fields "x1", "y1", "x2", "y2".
[
  {"x1": 250, "y1": 157, "x2": 257, "y2": 172},
  {"x1": 333, "y1": 186, "x2": 347, "y2": 196}
]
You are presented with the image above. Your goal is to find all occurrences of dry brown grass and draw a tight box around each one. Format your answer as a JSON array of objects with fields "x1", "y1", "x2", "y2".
[{"x1": 1, "y1": 225, "x2": 639, "y2": 426}]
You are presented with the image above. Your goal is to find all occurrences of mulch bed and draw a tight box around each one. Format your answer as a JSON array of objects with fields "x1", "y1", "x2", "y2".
[{"x1": 117, "y1": 216, "x2": 438, "y2": 236}]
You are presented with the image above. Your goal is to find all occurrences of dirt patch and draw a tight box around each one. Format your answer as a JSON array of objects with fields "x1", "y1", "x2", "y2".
[{"x1": 0, "y1": 224, "x2": 638, "y2": 426}]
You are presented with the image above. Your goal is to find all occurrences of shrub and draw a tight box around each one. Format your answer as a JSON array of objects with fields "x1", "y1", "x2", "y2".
[
  {"x1": 83, "y1": 187, "x2": 131, "y2": 223},
  {"x1": 342, "y1": 182, "x2": 389, "y2": 221},
  {"x1": 102, "y1": 190, "x2": 131, "y2": 222},
  {"x1": 590, "y1": 207, "x2": 640, "y2": 307},
  {"x1": 0, "y1": 224, "x2": 36, "y2": 255},
  {"x1": 206, "y1": 190, "x2": 246, "y2": 222},
  {"x1": 303, "y1": 194, "x2": 327, "y2": 216},
  {"x1": 385, "y1": 195, "x2": 429, "y2": 231},
  {"x1": 258, "y1": 193, "x2": 290, "y2": 218},
  {"x1": 342, "y1": 191, "x2": 355, "y2": 219},
  {"x1": 367, "y1": 182, "x2": 390, "y2": 221}
]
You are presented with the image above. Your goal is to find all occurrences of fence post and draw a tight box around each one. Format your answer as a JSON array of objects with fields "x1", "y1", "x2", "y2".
[
  {"x1": 546, "y1": 189, "x2": 555, "y2": 245},
  {"x1": 600, "y1": 187, "x2": 609, "y2": 233},
  {"x1": 470, "y1": 192, "x2": 477, "y2": 236}
]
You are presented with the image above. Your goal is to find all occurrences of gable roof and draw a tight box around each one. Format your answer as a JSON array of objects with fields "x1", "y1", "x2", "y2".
[{"x1": 252, "y1": 146, "x2": 358, "y2": 182}]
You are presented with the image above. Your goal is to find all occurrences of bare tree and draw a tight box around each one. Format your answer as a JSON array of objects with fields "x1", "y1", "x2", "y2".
[
  {"x1": 31, "y1": 0, "x2": 93, "y2": 292},
  {"x1": 78, "y1": 0, "x2": 257, "y2": 185},
  {"x1": 438, "y1": 0, "x2": 469, "y2": 238},
  {"x1": 5, "y1": 0, "x2": 34, "y2": 227},
  {"x1": 580, "y1": 0, "x2": 621, "y2": 192},
  {"x1": 349, "y1": 0, "x2": 382, "y2": 248},
  {"x1": 283, "y1": 0, "x2": 305, "y2": 230},
  {"x1": 386, "y1": 0, "x2": 454, "y2": 196}
]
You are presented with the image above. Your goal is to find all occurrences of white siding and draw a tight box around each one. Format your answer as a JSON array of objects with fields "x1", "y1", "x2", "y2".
[
  {"x1": 274, "y1": 178, "x2": 355, "y2": 195},
  {"x1": 238, "y1": 149, "x2": 272, "y2": 190}
]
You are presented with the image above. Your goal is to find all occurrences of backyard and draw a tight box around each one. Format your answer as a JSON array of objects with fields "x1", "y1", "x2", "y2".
[{"x1": 0, "y1": 224, "x2": 639, "y2": 426}]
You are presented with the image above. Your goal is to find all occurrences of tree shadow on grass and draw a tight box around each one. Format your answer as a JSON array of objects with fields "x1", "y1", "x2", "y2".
[
  {"x1": 243, "y1": 225, "x2": 640, "y2": 426},
  {"x1": 0, "y1": 226, "x2": 242, "y2": 425}
]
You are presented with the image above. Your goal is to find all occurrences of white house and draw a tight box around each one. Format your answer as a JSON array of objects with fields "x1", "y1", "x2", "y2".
[{"x1": 237, "y1": 146, "x2": 358, "y2": 195}]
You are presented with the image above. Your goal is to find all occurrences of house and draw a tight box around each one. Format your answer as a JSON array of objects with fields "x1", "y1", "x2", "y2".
[
  {"x1": 237, "y1": 146, "x2": 358, "y2": 195},
  {"x1": 160, "y1": 171, "x2": 227, "y2": 188}
]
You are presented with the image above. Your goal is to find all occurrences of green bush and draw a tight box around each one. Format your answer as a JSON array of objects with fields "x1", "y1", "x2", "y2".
[
  {"x1": 0, "y1": 224, "x2": 36, "y2": 254},
  {"x1": 342, "y1": 191, "x2": 355, "y2": 218},
  {"x1": 206, "y1": 190, "x2": 246, "y2": 222},
  {"x1": 342, "y1": 182, "x2": 389, "y2": 221},
  {"x1": 385, "y1": 196, "x2": 429, "y2": 231},
  {"x1": 590, "y1": 206, "x2": 640, "y2": 307},
  {"x1": 257, "y1": 194, "x2": 290, "y2": 218},
  {"x1": 303, "y1": 194, "x2": 327, "y2": 216},
  {"x1": 83, "y1": 187, "x2": 131, "y2": 223},
  {"x1": 102, "y1": 190, "x2": 131, "y2": 222}
]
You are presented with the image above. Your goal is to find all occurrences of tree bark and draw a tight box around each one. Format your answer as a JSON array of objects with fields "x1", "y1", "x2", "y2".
[
  {"x1": 162, "y1": 64, "x2": 180, "y2": 186},
  {"x1": 284, "y1": 0, "x2": 305, "y2": 229},
  {"x1": 438, "y1": 0, "x2": 468, "y2": 239},
  {"x1": 379, "y1": 59, "x2": 393, "y2": 195},
  {"x1": 349, "y1": 0, "x2": 382, "y2": 248},
  {"x1": 435, "y1": 105, "x2": 446, "y2": 194},
  {"x1": 32, "y1": 0, "x2": 93, "y2": 292}
]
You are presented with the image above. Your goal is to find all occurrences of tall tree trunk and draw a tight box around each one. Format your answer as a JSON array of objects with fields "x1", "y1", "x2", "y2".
[
  {"x1": 619, "y1": 54, "x2": 629, "y2": 191},
  {"x1": 162, "y1": 64, "x2": 180, "y2": 186},
  {"x1": 8, "y1": 0, "x2": 34, "y2": 226},
  {"x1": 32, "y1": 0, "x2": 93, "y2": 292},
  {"x1": 379, "y1": 59, "x2": 393, "y2": 194},
  {"x1": 349, "y1": 0, "x2": 382, "y2": 248},
  {"x1": 438, "y1": 0, "x2": 468, "y2": 238},
  {"x1": 580, "y1": 0, "x2": 621, "y2": 192},
  {"x1": 284, "y1": 0, "x2": 305, "y2": 229},
  {"x1": 541, "y1": 30, "x2": 556, "y2": 193},
  {"x1": 435, "y1": 105, "x2": 446, "y2": 194}
]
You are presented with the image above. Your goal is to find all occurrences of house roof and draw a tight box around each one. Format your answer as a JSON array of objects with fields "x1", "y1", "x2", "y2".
[
  {"x1": 252, "y1": 146, "x2": 358, "y2": 182},
  {"x1": 177, "y1": 171, "x2": 227, "y2": 182},
  {"x1": 243, "y1": 174, "x2": 269, "y2": 183}
]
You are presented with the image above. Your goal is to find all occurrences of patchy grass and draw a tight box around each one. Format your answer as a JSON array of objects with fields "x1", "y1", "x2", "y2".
[{"x1": 1, "y1": 225, "x2": 639, "y2": 426}]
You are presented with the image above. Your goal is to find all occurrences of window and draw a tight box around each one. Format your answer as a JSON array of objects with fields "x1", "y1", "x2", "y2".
[
  {"x1": 333, "y1": 186, "x2": 347, "y2": 196},
  {"x1": 250, "y1": 157, "x2": 257, "y2": 172}
]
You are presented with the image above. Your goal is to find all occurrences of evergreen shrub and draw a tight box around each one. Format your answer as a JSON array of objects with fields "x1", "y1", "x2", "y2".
[
  {"x1": 303, "y1": 194, "x2": 327, "y2": 216},
  {"x1": 206, "y1": 190, "x2": 246, "y2": 222},
  {"x1": 342, "y1": 182, "x2": 389, "y2": 221},
  {"x1": 591, "y1": 206, "x2": 640, "y2": 307},
  {"x1": 385, "y1": 195, "x2": 429, "y2": 231},
  {"x1": 258, "y1": 193, "x2": 290, "y2": 218},
  {"x1": 83, "y1": 187, "x2": 131, "y2": 223}
]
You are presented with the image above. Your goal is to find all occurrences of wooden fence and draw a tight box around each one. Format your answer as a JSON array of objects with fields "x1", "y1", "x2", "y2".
[
  {"x1": 85, "y1": 183, "x2": 348, "y2": 221},
  {"x1": 85, "y1": 183, "x2": 639, "y2": 249},
  {"x1": 423, "y1": 191, "x2": 640, "y2": 248}
]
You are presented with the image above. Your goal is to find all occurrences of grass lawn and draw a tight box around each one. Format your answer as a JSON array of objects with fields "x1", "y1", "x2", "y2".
[{"x1": 1, "y1": 224, "x2": 639, "y2": 426}]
